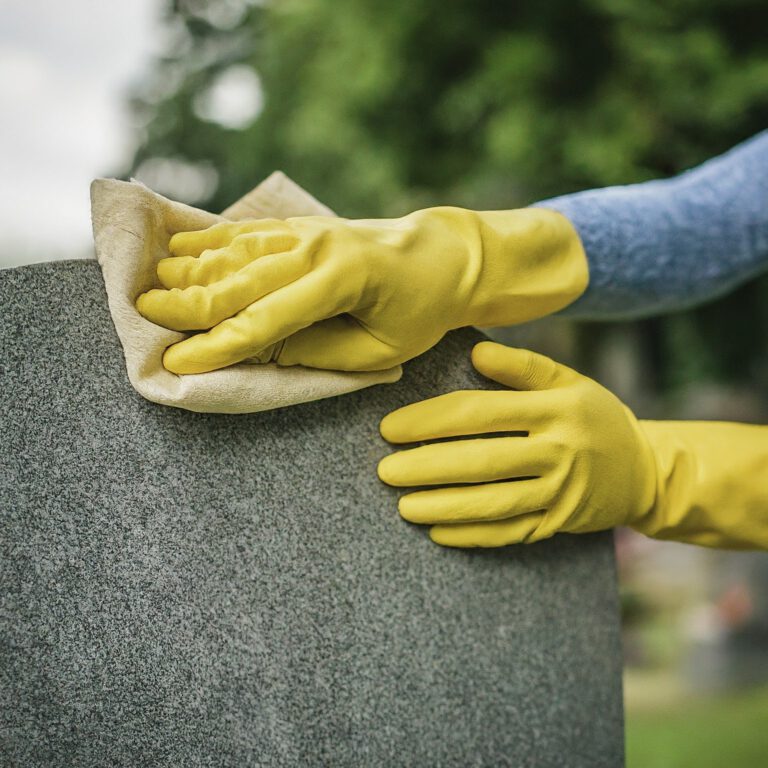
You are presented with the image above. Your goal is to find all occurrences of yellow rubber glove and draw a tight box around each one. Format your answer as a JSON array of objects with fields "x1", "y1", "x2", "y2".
[
  {"x1": 135, "y1": 207, "x2": 587, "y2": 374},
  {"x1": 378, "y1": 341, "x2": 768, "y2": 550}
]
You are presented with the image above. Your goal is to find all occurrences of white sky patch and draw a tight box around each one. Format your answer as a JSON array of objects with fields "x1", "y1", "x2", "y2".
[
  {"x1": 193, "y1": 64, "x2": 264, "y2": 130},
  {"x1": 0, "y1": 0, "x2": 159, "y2": 267},
  {"x1": 134, "y1": 157, "x2": 220, "y2": 204}
]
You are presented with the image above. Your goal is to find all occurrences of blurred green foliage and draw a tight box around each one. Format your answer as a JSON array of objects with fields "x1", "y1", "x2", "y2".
[{"x1": 127, "y1": 0, "x2": 768, "y2": 396}]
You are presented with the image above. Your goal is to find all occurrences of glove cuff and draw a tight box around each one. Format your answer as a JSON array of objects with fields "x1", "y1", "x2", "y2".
[
  {"x1": 461, "y1": 207, "x2": 589, "y2": 328},
  {"x1": 631, "y1": 420, "x2": 768, "y2": 550}
]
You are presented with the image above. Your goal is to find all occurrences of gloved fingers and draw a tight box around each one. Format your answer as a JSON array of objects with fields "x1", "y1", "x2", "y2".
[
  {"x1": 168, "y1": 219, "x2": 293, "y2": 258},
  {"x1": 471, "y1": 341, "x2": 573, "y2": 391},
  {"x1": 378, "y1": 436, "x2": 555, "y2": 487},
  {"x1": 157, "y1": 231, "x2": 300, "y2": 289},
  {"x1": 157, "y1": 247, "x2": 248, "y2": 290},
  {"x1": 397, "y1": 477, "x2": 554, "y2": 525},
  {"x1": 379, "y1": 389, "x2": 551, "y2": 444},
  {"x1": 277, "y1": 316, "x2": 400, "y2": 371},
  {"x1": 136, "y1": 247, "x2": 310, "y2": 331},
  {"x1": 161, "y1": 270, "x2": 349, "y2": 374},
  {"x1": 429, "y1": 513, "x2": 546, "y2": 548}
]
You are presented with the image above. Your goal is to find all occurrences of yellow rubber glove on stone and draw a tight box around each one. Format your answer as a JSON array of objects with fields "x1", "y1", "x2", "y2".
[
  {"x1": 135, "y1": 207, "x2": 587, "y2": 374},
  {"x1": 378, "y1": 341, "x2": 768, "y2": 550}
]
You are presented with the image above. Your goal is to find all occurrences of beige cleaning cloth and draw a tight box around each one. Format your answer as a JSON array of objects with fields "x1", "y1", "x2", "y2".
[{"x1": 90, "y1": 174, "x2": 402, "y2": 414}]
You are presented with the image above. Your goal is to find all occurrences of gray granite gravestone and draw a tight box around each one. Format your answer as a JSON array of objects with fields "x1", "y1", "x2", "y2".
[{"x1": 0, "y1": 260, "x2": 624, "y2": 767}]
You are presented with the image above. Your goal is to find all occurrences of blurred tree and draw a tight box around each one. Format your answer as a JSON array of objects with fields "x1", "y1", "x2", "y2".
[{"x1": 126, "y1": 0, "x2": 768, "y2": 395}]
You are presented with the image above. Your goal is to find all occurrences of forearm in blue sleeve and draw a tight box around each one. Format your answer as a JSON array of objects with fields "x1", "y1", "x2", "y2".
[{"x1": 532, "y1": 130, "x2": 768, "y2": 320}]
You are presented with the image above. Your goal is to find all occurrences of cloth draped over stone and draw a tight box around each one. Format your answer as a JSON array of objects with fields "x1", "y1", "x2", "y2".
[{"x1": 90, "y1": 174, "x2": 402, "y2": 414}]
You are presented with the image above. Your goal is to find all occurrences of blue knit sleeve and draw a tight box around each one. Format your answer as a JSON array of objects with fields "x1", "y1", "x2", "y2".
[{"x1": 532, "y1": 130, "x2": 768, "y2": 320}]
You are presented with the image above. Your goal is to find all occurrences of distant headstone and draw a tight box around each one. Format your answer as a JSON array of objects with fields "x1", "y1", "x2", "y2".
[{"x1": 1, "y1": 260, "x2": 624, "y2": 767}]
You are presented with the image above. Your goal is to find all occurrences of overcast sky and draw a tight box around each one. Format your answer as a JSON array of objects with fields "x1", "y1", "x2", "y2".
[{"x1": 0, "y1": 0, "x2": 159, "y2": 267}]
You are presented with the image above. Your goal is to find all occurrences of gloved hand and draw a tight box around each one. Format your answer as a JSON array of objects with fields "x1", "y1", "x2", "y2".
[
  {"x1": 378, "y1": 341, "x2": 768, "y2": 550},
  {"x1": 135, "y1": 207, "x2": 587, "y2": 374}
]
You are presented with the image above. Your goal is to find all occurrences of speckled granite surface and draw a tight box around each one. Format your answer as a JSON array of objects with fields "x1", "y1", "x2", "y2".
[{"x1": 0, "y1": 260, "x2": 624, "y2": 767}]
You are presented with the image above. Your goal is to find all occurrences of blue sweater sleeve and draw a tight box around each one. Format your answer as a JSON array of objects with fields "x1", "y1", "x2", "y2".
[{"x1": 532, "y1": 130, "x2": 768, "y2": 320}]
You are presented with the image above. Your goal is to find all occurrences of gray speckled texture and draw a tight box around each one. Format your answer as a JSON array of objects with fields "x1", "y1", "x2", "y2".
[{"x1": 0, "y1": 260, "x2": 624, "y2": 767}]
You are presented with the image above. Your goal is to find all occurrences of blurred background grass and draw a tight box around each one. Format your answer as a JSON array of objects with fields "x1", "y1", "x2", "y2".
[{"x1": 626, "y1": 684, "x2": 768, "y2": 767}]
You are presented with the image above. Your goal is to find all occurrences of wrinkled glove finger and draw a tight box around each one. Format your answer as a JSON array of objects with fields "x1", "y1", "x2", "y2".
[
  {"x1": 379, "y1": 389, "x2": 552, "y2": 444},
  {"x1": 136, "y1": 247, "x2": 308, "y2": 331},
  {"x1": 378, "y1": 436, "x2": 556, "y2": 487},
  {"x1": 161, "y1": 270, "x2": 351, "y2": 374},
  {"x1": 396, "y1": 477, "x2": 555, "y2": 525},
  {"x1": 158, "y1": 231, "x2": 300, "y2": 289},
  {"x1": 168, "y1": 219, "x2": 293, "y2": 258},
  {"x1": 429, "y1": 512, "x2": 546, "y2": 548}
]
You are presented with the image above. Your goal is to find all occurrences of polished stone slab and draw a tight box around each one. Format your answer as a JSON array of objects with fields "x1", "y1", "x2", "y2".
[{"x1": 0, "y1": 260, "x2": 624, "y2": 767}]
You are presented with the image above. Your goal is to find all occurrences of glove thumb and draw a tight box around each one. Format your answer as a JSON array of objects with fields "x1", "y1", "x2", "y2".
[{"x1": 471, "y1": 341, "x2": 567, "y2": 391}]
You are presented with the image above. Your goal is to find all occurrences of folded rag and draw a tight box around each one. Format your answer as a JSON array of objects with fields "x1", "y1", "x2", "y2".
[{"x1": 90, "y1": 174, "x2": 402, "y2": 414}]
